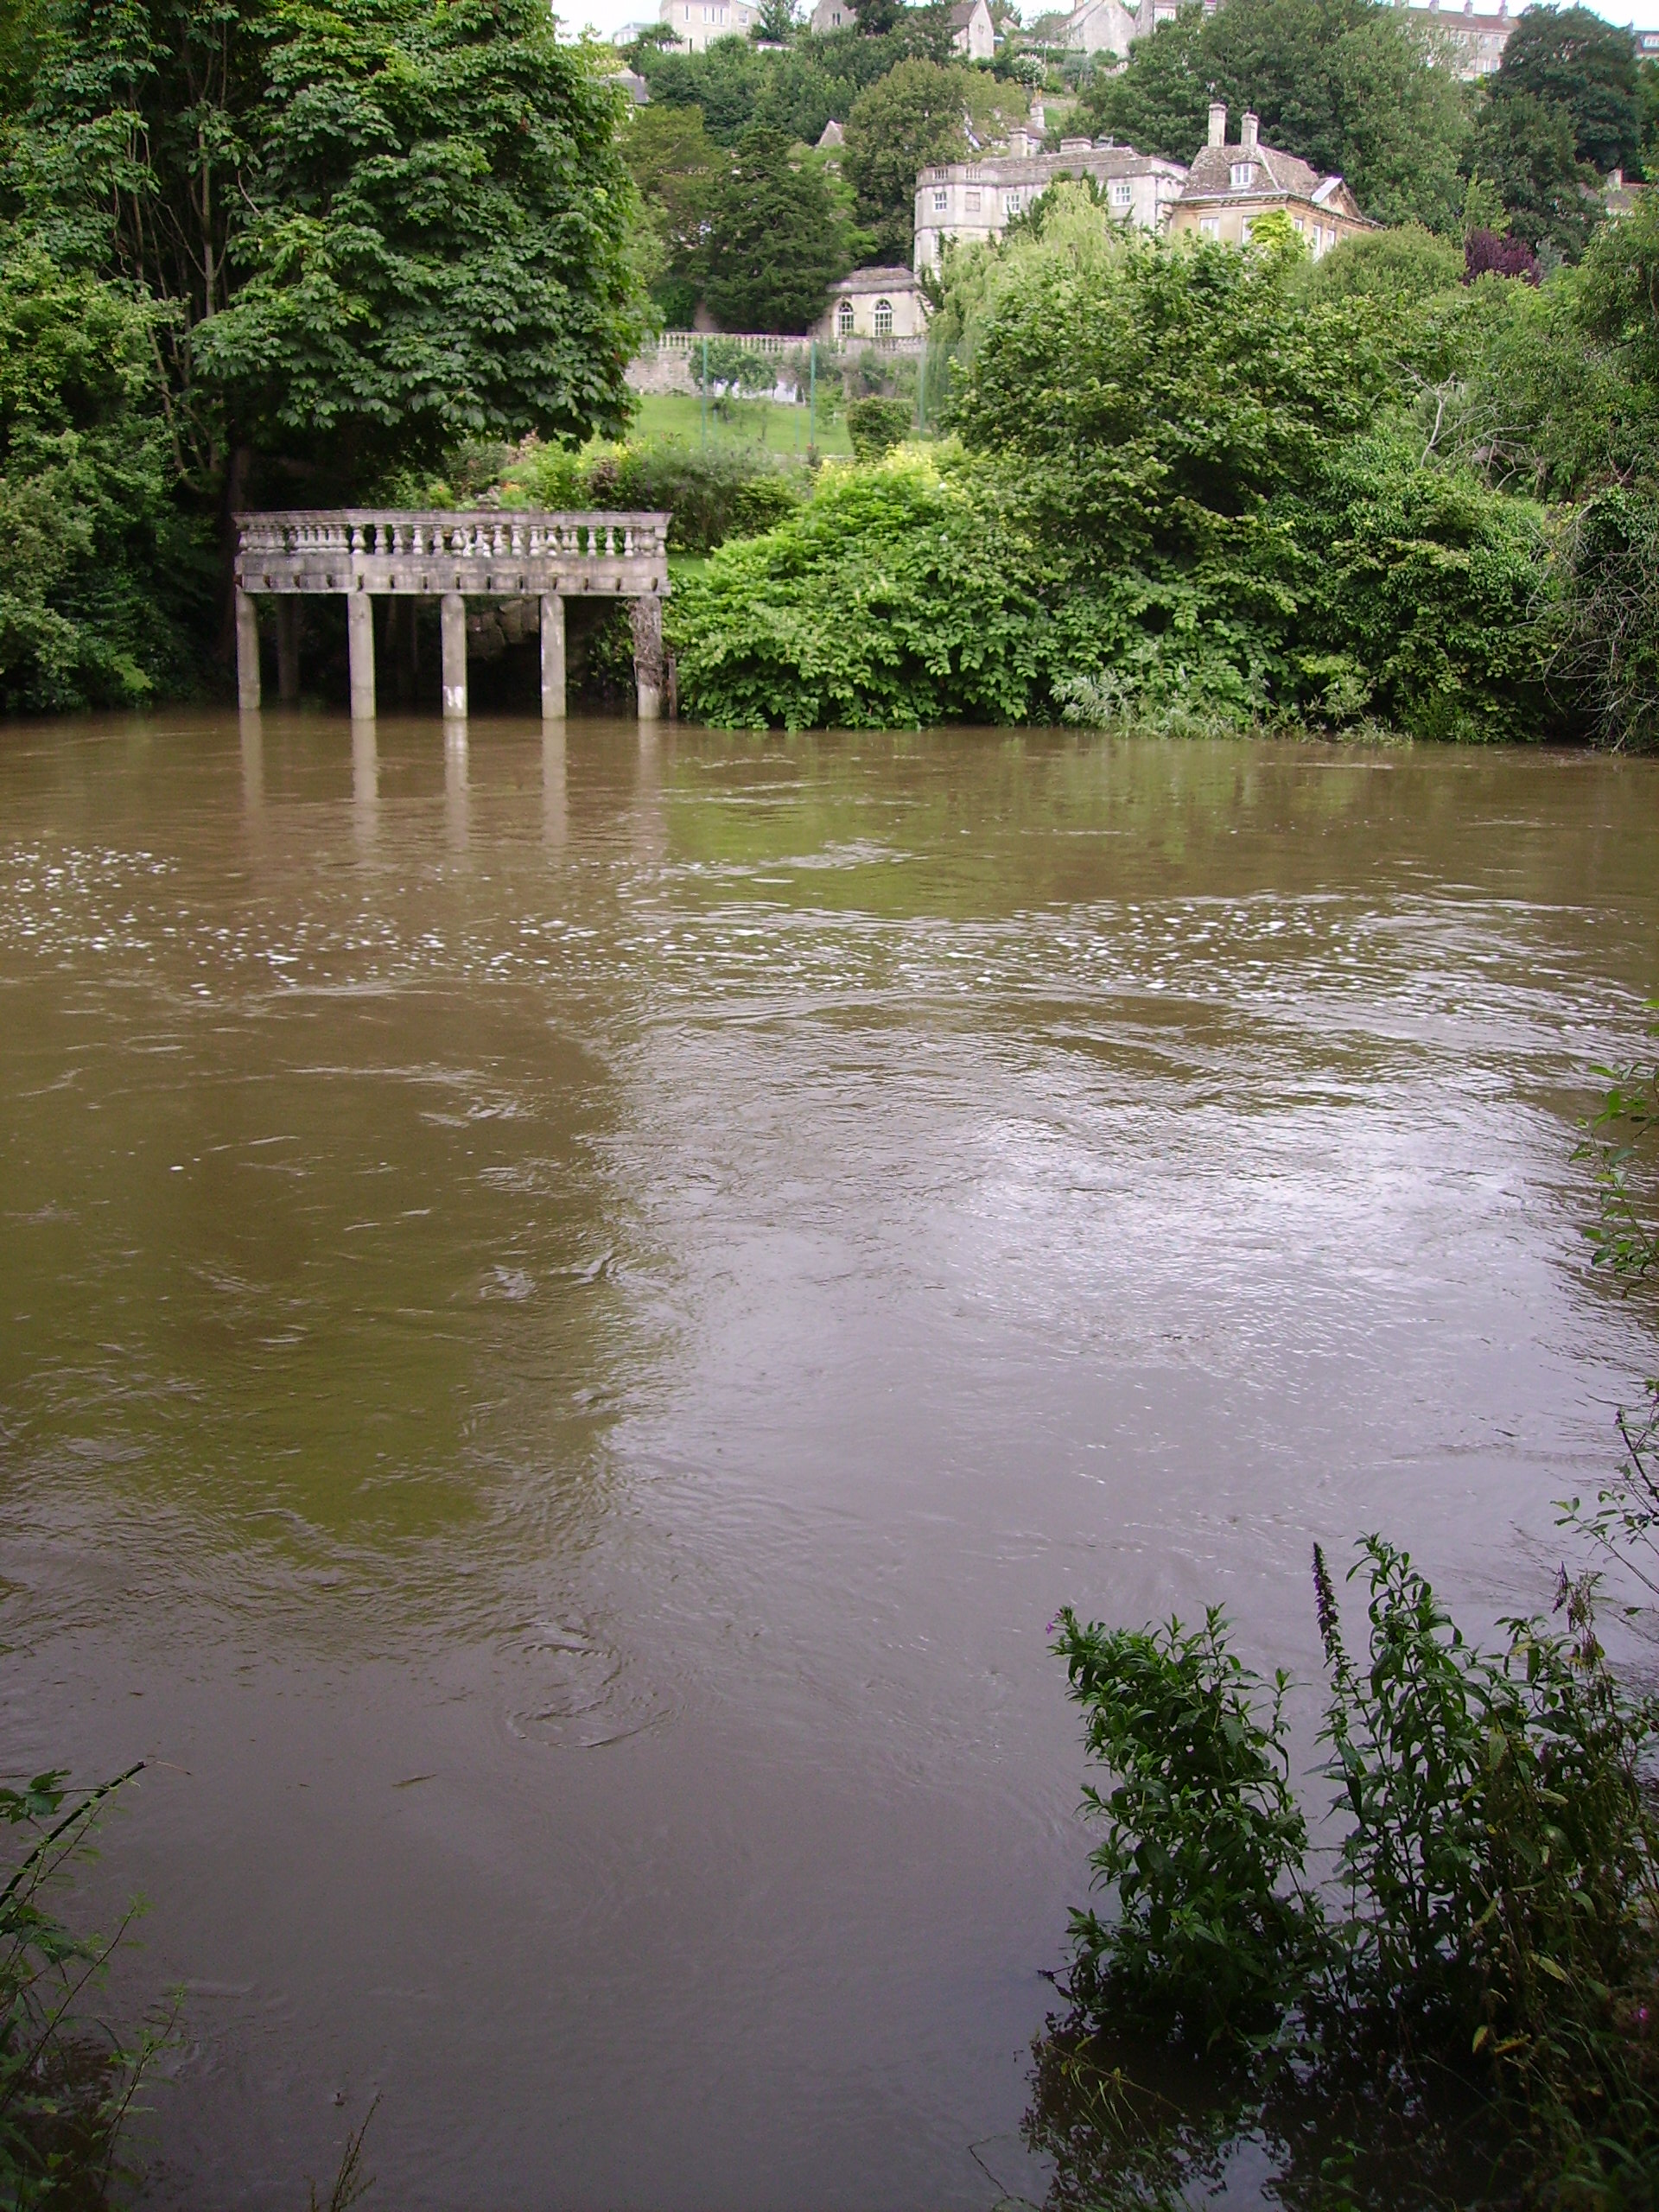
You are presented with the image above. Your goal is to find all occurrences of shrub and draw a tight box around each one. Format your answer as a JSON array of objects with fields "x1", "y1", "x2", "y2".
[
  {"x1": 500, "y1": 440, "x2": 808, "y2": 556},
  {"x1": 668, "y1": 450, "x2": 1046, "y2": 728},
  {"x1": 845, "y1": 395, "x2": 912, "y2": 461},
  {"x1": 1052, "y1": 1535, "x2": 1659, "y2": 2196}
]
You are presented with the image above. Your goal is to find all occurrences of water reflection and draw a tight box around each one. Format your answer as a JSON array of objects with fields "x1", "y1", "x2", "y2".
[
  {"x1": 543, "y1": 723, "x2": 567, "y2": 849},
  {"x1": 444, "y1": 718, "x2": 468, "y2": 852},
  {"x1": 238, "y1": 710, "x2": 263, "y2": 817},
  {"x1": 352, "y1": 718, "x2": 377, "y2": 845}
]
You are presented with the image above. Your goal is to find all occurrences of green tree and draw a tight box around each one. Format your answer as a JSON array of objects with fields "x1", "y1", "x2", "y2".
[
  {"x1": 702, "y1": 122, "x2": 856, "y2": 330},
  {"x1": 16, "y1": 0, "x2": 649, "y2": 508},
  {"x1": 1491, "y1": 3, "x2": 1641, "y2": 179},
  {"x1": 843, "y1": 56, "x2": 973, "y2": 263},
  {"x1": 1471, "y1": 86, "x2": 1597, "y2": 258},
  {"x1": 0, "y1": 237, "x2": 207, "y2": 709},
  {"x1": 623, "y1": 101, "x2": 721, "y2": 323}
]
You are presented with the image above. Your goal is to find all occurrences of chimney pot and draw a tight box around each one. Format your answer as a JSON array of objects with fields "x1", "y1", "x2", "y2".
[
  {"x1": 1240, "y1": 110, "x2": 1258, "y2": 153},
  {"x1": 1207, "y1": 99, "x2": 1226, "y2": 147}
]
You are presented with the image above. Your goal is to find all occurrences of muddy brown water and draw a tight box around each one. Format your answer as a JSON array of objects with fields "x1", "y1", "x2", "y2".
[{"x1": 2, "y1": 711, "x2": 1657, "y2": 2210}]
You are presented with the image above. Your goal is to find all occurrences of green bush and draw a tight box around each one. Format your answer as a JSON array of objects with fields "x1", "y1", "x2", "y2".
[
  {"x1": 500, "y1": 439, "x2": 806, "y2": 557},
  {"x1": 1051, "y1": 1533, "x2": 1659, "y2": 2200},
  {"x1": 845, "y1": 396, "x2": 912, "y2": 461},
  {"x1": 0, "y1": 241, "x2": 209, "y2": 713},
  {"x1": 668, "y1": 450, "x2": 1046, "y2": 728}
]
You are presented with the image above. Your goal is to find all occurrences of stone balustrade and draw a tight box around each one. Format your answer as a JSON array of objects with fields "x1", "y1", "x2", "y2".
[{"x1": 232, "y1": 508, "x2": 672, "y2": 722}]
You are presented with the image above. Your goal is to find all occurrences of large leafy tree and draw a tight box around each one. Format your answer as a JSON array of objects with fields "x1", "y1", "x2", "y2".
[
  {"x1": 843, "y1": 56, "x2": 972, "y2": 263},
  {"x1": 1489, "y1": 4, "x2": 1640, "y2": 180},
  {"x1": 701, "y1": 122, "x2": 856, "y2": 329},
  {"x1": 1077, "y1": 0, "x2": 1471, "y2": 234},
  {"x1": 12, "y1": 0, "x2": 649, "y2": 508},
  {"x1": 621, "y1": 100, "x2": 721, "y2": 326},
  {"x1": 1471, "y1": 85, "x2": 1597, "y2": 259}
]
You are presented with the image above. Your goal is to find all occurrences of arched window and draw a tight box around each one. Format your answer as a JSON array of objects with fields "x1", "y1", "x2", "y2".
[
  {"x1": 873, "y1": 297, "x2": 893, "y2": 338},
  {"x1": 836, "y1": 298, "x2": 855, "y2": 337}
]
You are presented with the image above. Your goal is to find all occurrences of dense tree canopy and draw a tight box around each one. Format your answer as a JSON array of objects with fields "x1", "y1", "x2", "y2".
[
  {"x1": 9, "y1": 0, "x2": 649, "y2": 500},
  {"x1": 1491, "y1": 4, "x2": 1641, "y2": 178},
  {"x1": 843, "y1": 58, "x2": 974, "y2": 263},
  {"x1": 702, "y1": 124, "x2": 859, "y2": 330}
]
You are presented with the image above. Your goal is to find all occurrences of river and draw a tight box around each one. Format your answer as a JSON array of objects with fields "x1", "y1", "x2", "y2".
[{"x1": 1, "y1": 710, "x2": 1656, "y2": 2209}]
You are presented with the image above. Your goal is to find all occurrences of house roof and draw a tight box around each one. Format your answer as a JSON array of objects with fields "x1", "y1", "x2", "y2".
[
  {"x1": 828, "y1": 264, "x2": 925, "y2": 295},
  {"x1": 949, "y1": 0, "x2": 988, "y2": 22},
  {"x1": 817, "y1": 118, "x2": 845, "y2": 147},
  {"x1": 1176, "y1": 138, "x2": 1370, "y2": 222}
]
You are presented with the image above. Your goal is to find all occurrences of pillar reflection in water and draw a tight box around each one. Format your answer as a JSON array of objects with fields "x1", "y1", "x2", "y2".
[
  {"x1": 353, "y1": 719, "x2": 378, "y2": 848},
  {"x1": 634, "y1": 725, "x2": 666, "y2": 866},
  {"x1": 543, "y1": 723, "x2": 567, "y2": 849},
  {"x1": 238, "y1": 710, "x2": 264, "y2": 819},
  {"x1": 444, "y1": 720, "x2": 469, "y2": 853}
]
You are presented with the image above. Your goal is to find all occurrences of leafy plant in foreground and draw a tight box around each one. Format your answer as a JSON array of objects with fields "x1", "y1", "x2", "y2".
[
  {"x1": 1049, "y1": 1534, "x2": 1659, "y2": 2203},
  {"x1": 0, "y1": 1763, "x2": 161, "y2": 2209}
]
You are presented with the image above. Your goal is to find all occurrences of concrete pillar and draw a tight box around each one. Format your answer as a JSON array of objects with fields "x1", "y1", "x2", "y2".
[
  {"x1": 441, "y1": 592, "x2": 467, "y2": 718},
  {"x1": 629, "y1": 594, "x2": 664, "y2": 723},
  {"x1": 276, "y1": 597, "x2": 300, "y2": 703},
  {"x1": 347, "y1": 590, "x2": 375, "y2": 721},
  {"x1": 235, "y1": 588, "x2": 261, "y2": 711},
  {"x1": 540, "y1": 593, "x2": 565, "y2": 721}
]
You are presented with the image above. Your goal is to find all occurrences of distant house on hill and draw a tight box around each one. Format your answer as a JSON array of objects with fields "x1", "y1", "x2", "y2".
[
  {"x1": 658, "y1": 0, "x2": 759, "y2": 48},
  {"x1": 813, "y1": 265, "x2": 930, "y2": 340},
  {"x1": 950, "y1": 0, "x2": 996, "y2": 59},
  {"x1": 810, "y1": 0, "x2": 992, "y2": 39},
  {"x1": 1166, "y1": 105, "x2": 1377, "y2": 258},
  {"x1": 1407, "y1": 0, "x2": 1516, "y2": 79},
  {"x1": 1062, "y1": 0, "x2": 1217, "y2": 61},
  {"x1": 912, "y1": 132, "x2": 1187, "y2": 271}
]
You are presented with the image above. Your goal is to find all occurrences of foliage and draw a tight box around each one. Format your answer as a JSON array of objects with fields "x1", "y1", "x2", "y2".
[
  {"x1": 1574, "y1": 1019, "x2": 1659, "y2": 1281},
  {"x1": 1490, "y1": 3, "x2": 1642, "y2": 181},
  {"x1": 668, "y1": 449, "x2": 1047, "y2": 728},
  {"x1": 1074, "y1": 0, "x2": 1473, "y2": 236},
  {"x1": 841, "y1": 56, "x2": 1001, "y2": 264},
  {"x1": 701, "y1": 124, "x2": 859, "y2": 332},
  {"x1": 1469, "y1": 86, "x2": 1599, "y2": 262},
  {"x1": 845, "y1": 393, "x2": 910, "y2": 458},
  {"x1": 499, "y1": 436, "x2": 807, "y2": 556},
  {"x1": 1048, "y1": 1532, "x2": 1659, "y2": 2202},
  {"x1": 0, "y1": 236, "x2": 208, "y2": 712},
  {"x1": 1464, "y1": 226, "x2": 1539, "y2": 283},
  {"x1": 189, "y1": 0, "x2": 648, "y2": 493},
  {"x1": 632, "y1": 16, "x2": 957, "y2": 149},
  {"x1": 1300, "y1": 222, "x2": 1465, "y2": 309},
  {"x1": 1, "y1": 1764, "x2": 161, "y2": 2209},
  {"x1": 1051, "y1": 1607, "x2": 1319, "y2": 2050},
  {"x1": 620, "y1": 103, "x2": 723, "y2": 327}
]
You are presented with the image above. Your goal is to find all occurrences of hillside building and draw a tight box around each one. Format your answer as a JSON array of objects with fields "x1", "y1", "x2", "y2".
[
  {"x1": 1406, "y1": 0, "x2": 1516, "y2": 79},
  {"x1": 912, "y1": 134, "x2": 1187, "y2": 271},
  {"x1": 658, "y1": 0, "x2": 760, "y2": 48},
  {"x1": 812, "y1": 265, "x2": 931, "y2": 341},
  {"x1": 1165, "y1": 105, "x2": 1377, "y2": 257}
]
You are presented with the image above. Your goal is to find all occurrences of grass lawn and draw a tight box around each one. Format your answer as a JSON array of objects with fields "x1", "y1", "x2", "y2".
[{"x1": 615, "y1": 391, "x2": 855, "y2": 459}]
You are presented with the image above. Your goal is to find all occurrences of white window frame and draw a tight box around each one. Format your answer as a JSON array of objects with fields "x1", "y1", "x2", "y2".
[
  {"x1": 1198, "y1": 214, "x2": 1220, "y2": 238},
  {"x1": 836, "y1": 297, "x2": 855, "y2": 336},
  {"x1": 1230, "y1": 161, "x2": 1254, "y2": 189},
  {"x1": 1109, "y1": 178, "x2": 1132, "y2": 208},
  {"x1": 873, "y1": 298, "x2": 893, "y2": 338},
  {"x1": 933, "y1": 188, "x2": 948, "y2": 212}
]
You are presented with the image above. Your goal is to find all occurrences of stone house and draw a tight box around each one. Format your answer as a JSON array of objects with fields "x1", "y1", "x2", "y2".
[
  {"x1": 1062, "y1": 0, "x2": 1215, "y2": 59},
  {"x1": 1407, "y1": 0, "x2": 1516, "y2": 79},
  {"x1": 950, "y1": 0, "x2": 996, "y2": 60},
  {"x1": 912, "y1": 134, "x2": 1188, "y2": 271},
  {"x1": 658, "y1": 0, "x2": 759, "y2": 49},
  {"x1": 812, "y1": 265, "x2": 930, "y2": 341},
  {"x1": 810, "y1": 0, "x2": 853, "y2": 27},
  {"x1": 1165, "y1": 105, "x2": 1377, "y2": 258}
]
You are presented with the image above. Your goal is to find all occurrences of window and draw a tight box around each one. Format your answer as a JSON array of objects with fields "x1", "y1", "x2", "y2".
[
  {"x1": 1293, "y1": 215, "x2": 1304, "y2": 232},
  {"x1": 873, "y1": 298, "x2": 893, "y2": 337},
  {"x1": 933, "y1": 188, "x2": 947, "y2": 211},
  {"x1": 1003, "y1": 190, "x2": 1020, "y2": 213},
  {"x1": 964, "y1": 188, "x2": 981, "y2": 213},
  {"x1": 1240, "y1": 217, "x2": 1253, "y2": 243},
  {"x1": 836, "y1": 298, "x2": 854, "y2": 336},
  {"x1": 1109, "y1": 179, "x2": 1132, "y2": 209},
  {"x1": 1230, "y1": 161, "x2": 1254, "y2": 188},
  {"x1": 1199, "y1": 214, "x2": 1220, "y2": 238}
]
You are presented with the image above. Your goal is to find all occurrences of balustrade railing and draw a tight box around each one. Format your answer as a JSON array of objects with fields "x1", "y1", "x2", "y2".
[{"x1": 235, "y1": 510, "x2": 671, "y2": 566}]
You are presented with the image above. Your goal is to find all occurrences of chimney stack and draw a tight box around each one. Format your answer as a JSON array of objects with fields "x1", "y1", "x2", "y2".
[
  {"x1": 1207, "y1": 100, "x2": 1226, "y2": 147},
  {"x1": 1240, "y1": 110, "x2": 1258, "y2": 154}
]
